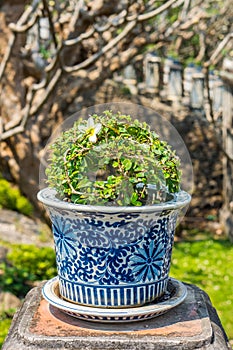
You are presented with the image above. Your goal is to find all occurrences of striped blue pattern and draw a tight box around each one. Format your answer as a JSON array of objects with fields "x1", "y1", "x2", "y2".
[{"x1": 59, "y1": 277, "x2": 168, "y2": 307}]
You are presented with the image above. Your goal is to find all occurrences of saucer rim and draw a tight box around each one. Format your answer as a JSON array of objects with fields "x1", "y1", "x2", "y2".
[{"x1": 42, "y1": 277, "x2": 187, "y2": 318}]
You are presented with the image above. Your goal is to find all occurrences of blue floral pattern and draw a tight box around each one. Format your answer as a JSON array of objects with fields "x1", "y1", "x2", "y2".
[
  {"x1": 129, "y1": 240, "x2": 165, "y2": 282},
  {"x1": 52, "y1": 215, "x2": 78, "y2": 259},
  {"x1": 49, "y1": 207, "x2": 177, "y2": 287}
]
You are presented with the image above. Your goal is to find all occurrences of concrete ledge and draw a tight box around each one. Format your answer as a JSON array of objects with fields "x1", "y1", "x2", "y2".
[{"x1": 2, "y1": 282, "x2": 231, "y2": 350}]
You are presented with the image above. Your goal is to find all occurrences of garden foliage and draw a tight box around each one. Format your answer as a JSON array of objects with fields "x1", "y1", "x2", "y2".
[
  {"x1": 0, "y1": 244, "x2": 56, "y2": 297},
  {"x1": 0, "y1": 177, "x2": 33, "y2": 216}
]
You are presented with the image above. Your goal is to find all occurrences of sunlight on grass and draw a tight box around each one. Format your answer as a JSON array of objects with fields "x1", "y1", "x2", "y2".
[{"x1": 170, "y1": 238, "x2": 233, "y2": 341}]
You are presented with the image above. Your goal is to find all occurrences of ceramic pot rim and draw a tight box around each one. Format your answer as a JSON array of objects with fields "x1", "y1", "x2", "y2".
[{"x1": 37, "y1": 187, "x2": 191, "y2": 214}]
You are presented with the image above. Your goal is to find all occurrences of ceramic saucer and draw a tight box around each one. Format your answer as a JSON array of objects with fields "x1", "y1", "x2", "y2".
[{"x1": 42, "y1": 277, "x2": 187, "y2": 323}]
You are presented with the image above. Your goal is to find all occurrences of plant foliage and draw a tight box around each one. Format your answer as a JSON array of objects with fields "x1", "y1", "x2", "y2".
[
  {"x1": 0, "y1": 244, "x2": 56, "y2": 297},
  {"x1": 0, "y1": 177, "x2": 33, "y2": 216},
  {"x1": 46, "y1": 111, "x2": 181, "y2": 206}
]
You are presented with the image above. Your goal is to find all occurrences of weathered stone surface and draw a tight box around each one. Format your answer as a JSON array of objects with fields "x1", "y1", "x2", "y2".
[
  {"x1": 0, "y1": 209, "x2": 52, "y2": 247},
  {"x1": 2, "y1": 282, "x2": 231, "y2": 350}
]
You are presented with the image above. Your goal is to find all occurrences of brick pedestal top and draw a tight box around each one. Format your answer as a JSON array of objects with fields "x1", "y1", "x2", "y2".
[{"x1": 2, "y1": 282, "x2": 231, "y2": 350}]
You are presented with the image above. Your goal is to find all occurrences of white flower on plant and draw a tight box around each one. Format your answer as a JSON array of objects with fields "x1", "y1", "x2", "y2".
[{"x1": 78, "y1": 117, "x2": 102, "y2": 143}]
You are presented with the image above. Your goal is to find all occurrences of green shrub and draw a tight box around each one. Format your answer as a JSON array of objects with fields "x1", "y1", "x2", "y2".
[
  {"x1": 0, "y1": 243, "x2": 57, "y2": 345},
  {"x1": 0, "y1": 244, "x2": 56, "y2": 297},
  {"x1": 46, "y1": 110, "x2": 181, "y2": 206},
  {"x1": 0, "y1": 178, "x2": 33, "y2": 216}
]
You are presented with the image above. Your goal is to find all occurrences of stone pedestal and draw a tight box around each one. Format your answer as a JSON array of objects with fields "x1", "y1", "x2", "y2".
[{"x1": 2, "y1": 282, "x2": 231, "y2": 350}]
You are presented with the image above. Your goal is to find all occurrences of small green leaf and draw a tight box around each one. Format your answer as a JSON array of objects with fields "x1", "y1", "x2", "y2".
[
  {"x1": 122, "y1": 159, "x2": 132, "y2": 171},
  {"x1": 77, "y1": 178, "x2": 92, "y2": 188},
  {"x1": 136, "y1": 172, "x2": 145, "y2": 178}
]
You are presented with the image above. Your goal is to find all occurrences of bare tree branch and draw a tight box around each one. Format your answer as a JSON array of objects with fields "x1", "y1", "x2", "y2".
[
  {"x1": 30, "y1": 68, "x2": 63, "y2": 115},
  {"x1": 64, "y1": 28, "x2": 95, "y2": 47},
  {"x1": 0, "y1": 0, "x2": 232, "y2": 146},
  {"x1": 196, "y1": 31, "x2": 206, "y2": 62},
  {"x1": 68, "y1": 0, "x2": 84, "y2": 33},
  {"x1": 179, "y1": 0, "x2": 191, "y2": 20},
  {"x1": 204, "y1": 32, "x2": 233, "y2": 67},
  {"x1": 0, "y1": 33, "x2": 16, "y2": 80},
  {"x1": 9, "y1": 9, "x2": 41, "y2": 33},
  {"x1": 0, "y1": 0, "x2": 41, "y2": 80},
  {"x1": 62, "y1": 20, "x2": 137, "y2": 73},
  {"x1": 138, "y1": 0, "x2": 179, "y2": 21}
]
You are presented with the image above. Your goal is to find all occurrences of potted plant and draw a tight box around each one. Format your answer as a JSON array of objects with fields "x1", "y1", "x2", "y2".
[{"x1": 38, "y1": 107, "x2": 191, "y2": 311}]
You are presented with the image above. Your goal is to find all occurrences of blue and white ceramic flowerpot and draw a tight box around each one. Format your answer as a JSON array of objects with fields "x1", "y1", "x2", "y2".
[{"x1": 38, "y1": 187, "x2": 191, "y2": 308}]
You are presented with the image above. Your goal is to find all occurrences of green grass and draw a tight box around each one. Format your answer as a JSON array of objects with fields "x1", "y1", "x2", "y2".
[{"x1": 170, "y1": 237, "x2": 233, "y2": 342}]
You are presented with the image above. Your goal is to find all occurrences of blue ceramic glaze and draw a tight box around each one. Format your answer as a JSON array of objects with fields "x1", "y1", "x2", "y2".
[{"x1": 38, "y1": 188, "x2": 191, "y2": 308}]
